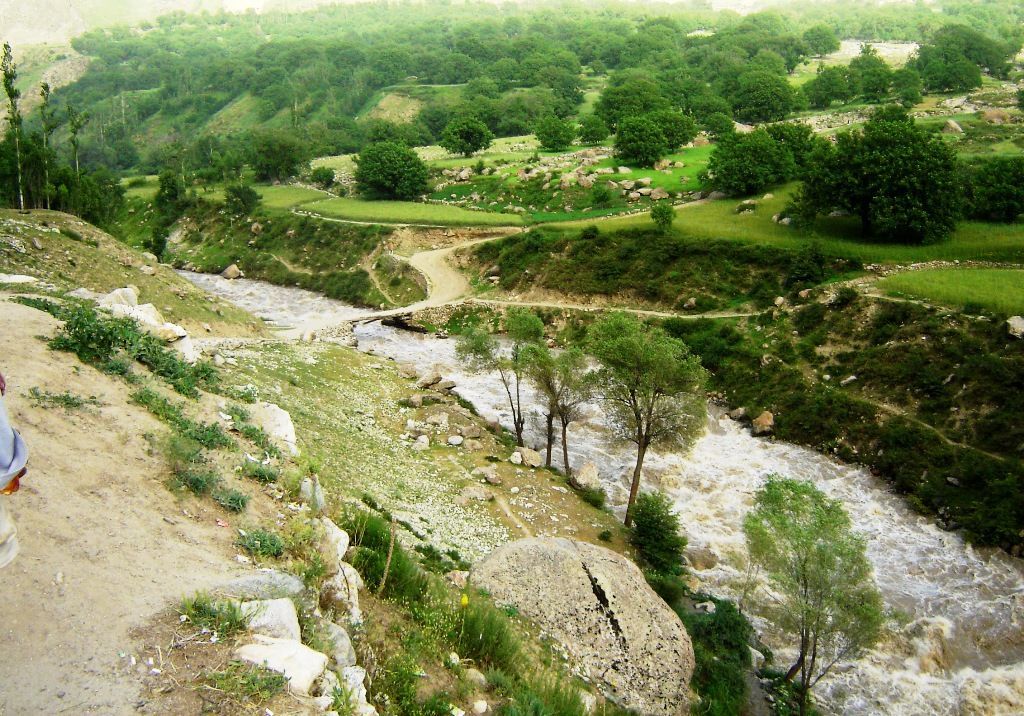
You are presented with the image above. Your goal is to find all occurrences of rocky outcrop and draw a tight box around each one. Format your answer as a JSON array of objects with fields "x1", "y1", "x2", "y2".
[
  {"x1": 1008, "y1": 316, "x2": 1024, "y2": 339},
  {"x1": 248, "y1": 401, "x2": 299, "y2": 456},
  {"x1": 472, "y1": 537, "x2": 694, "y2": 714},
  {"x1": 751, "y1": 411, "x2": 774, "y2": 436}
]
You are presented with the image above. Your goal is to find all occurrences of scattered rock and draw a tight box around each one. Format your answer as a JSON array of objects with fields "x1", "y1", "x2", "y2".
[
  {"x1": 942, "y1": 119, "x2": 964, "y2": 134},
  {"x1": 515, "y1": 447, "x2": 543, "y2": 468},
  {"x1": 248, "y1": 401, "x2": 300, "y2": 456},
  {"x1": 322, "y1": 621, "x2": 357, "y2": 668},
  {"x1": 695, "y1": 601, "x2": 716, "y2": 614},
  {"x1": 221, "y1": 263, "x2": 243, "y2": 280},
  {"x1": 417, "y1": 373, "x2": 442, "y2": 389},
  {"x1": 458, "y1": 484, "x2": 492, "y2": 504},
  {"x1": 685, "y1": 546, "x2": 719, "y2": 571},
  {"x1": 472, "y1": 465, "x2": 501, "y2": 485},
  {"x1": 465, "y1": 667, "x2": 488, "y2": 689},
  {"x1": 99, "y1": 286, "x2": 139, "y2": 308},
  {"x1": 299, "y1": 477, "x2": 326, "y2": 514},
  {"x1": 448, "y1": 435, "x2": 465, "y2": 447},
  {"x1": 727, "y1": 407, "x2": 746, "y2": 421},
  {"x1": 569, "y1": 462, "x2": 602, "y2": 492},
  {"x1": 235, "y1": 635, "x2": 328, "y2": 695},
  {"x1": 1007, "y1": 316, "x2": 1024, "y2": 339},
  {"x1": 773, "y1": 296, "x2": 785, "y2": 307},
  {"x1": 840, "y1": 375, "x2": 858, "y2": 387},
  {"x1": 446, "y1": 570, "x2": 470, "y2": 589},
  {"x1": 321, "y1": 563, "x2": 364, "y2": 624},
  {"x1": 472, "y1": 538, "x2": 695, "y2": 714},
  {"x1": 412, "y1": 435, "x2": 430, "y2": 451},
  {"x1": 472, "y1": 701, "x2": 488, "y2": 714},
  {"x1": 320, "y1": 517, "x2": 350, "y2": 566},
  {"x1": 683, "y1": 297, "x2": 697, "y2": 310},
  {"x1": 240, "y1": 598, "x2": 302, "y2": 641},
  {"x1": 751, "y1": 411, "x2": 774, "y2": 436},
  {"x1": 749, "y1": 647, "x2": 765, "y2": 670},
  {"x1": 509, "y1": 451, "x2": 523, "y2": 466},
  {"x1": 220, "y1": 569, "x2": 305, "y2": 599}
]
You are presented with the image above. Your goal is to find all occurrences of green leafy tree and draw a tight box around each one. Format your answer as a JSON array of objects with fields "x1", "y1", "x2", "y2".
[
  {"x1": 650, "y1": 202, "x2": 675, "y2": 233},
  {"x1": 66, "y1": 105, "x2": 89, "y2": 179},
  {"x1": 965, "y1": 157, "x2": 1024, "y2": 222},
  {"x1": 732, "y1": 70, "x2": 795, "y2": 123},
  {"x1": 534, "y1": 115, "x2": 575, "y2": 152},
  {"x1": 39, "y1": 83, "x2": 59, "y2": 209},
  {"x1": 803, "y1": 65, "x2": 855, "y2": 109},
  {"x1": 705, "y1": 129, "x2": 797, "y2": 196},
  {"x1": 630, "y1": 491, "x2": 687, "y2": 575},
  {"x1": 849, "y1": 45, "x2": 892, "y2": 103},
  {"x1": 440, "y1": 116, "x2": 493, "y2": 158},
  {"x1": 793, "y1": 106, "x2": 960, "y2": 244},
  {"x1": 224, "y1": 183, "x2": 261, "y2": 215},
  {"x1": 595, "y1": 75, "x2": 669, "y2": 130},
  {"x1": 589, "y1": 313, "x2": 707, "y2": 526},
  {"x1": 1017, "y1": 88, "x2": 1024, "y2": 112},
  {"x1": 744, "y1": 477, "x2": 884, "y2": 716},
  {"x1": 892, "y1": 68, "x2": 923, "y2": 107},
  {"x1": 354, "y1": 141, "x2": 429, "y2": 200},
  {"x1": 645, "y1": 110, "x2": 697, "y2": 151},
  {"x1": 2, "y1": 43, "x2": 24, "y2": 210},
  {"x1": 457, "y1": 308, "x2": 544, "y2": 447},
  {"x1": 154, "y1": 169, "x2": 188, "y2": 223},
  {"x1": 249, "y1": 129, "x2": 311, "y2": 182},
  {"x1": 578, "y1": 114, "x2": 609, "y2": 145},
  {"x1": 702, "y1": 112, "x2": 735, "y2": 141},
  {"x1": 309, "y1": 166, "x2": 335, "y2": 189},
  {"x1": 802, "y1": 24, "x2": 840, "y2": 56},
  {"x1": 614, "y1": 116, "x2": 668, "y2": 168},
  {"x1": 524, "y1": 345, "x2": 591, "y2": 473}
]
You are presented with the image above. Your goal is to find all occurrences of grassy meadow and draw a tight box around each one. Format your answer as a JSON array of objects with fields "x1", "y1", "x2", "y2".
[{"x1": 876, "y1": 268, "x2": 1024, "y2": 315}]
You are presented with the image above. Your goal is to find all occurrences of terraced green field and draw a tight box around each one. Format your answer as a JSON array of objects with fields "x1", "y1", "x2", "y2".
[
  {"x1": 303, "y1": 197, "x2": 522, "y2": 226},
  {"x1": 553, "y1": 184, "x2": 1024, "y2": 264},
  {"x1": 877, "y1": 268, "x2": 1024, "y2": 315}
]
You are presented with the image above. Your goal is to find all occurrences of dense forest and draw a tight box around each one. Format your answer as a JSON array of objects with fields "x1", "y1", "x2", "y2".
[{"x1": 4, "y1": 0, "x2": 1019, "y2": 180}]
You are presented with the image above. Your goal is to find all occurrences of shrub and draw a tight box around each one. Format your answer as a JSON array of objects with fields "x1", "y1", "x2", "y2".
[
  {"x1": 237, "y1": 527, "x2": 285, "y2": 558},
  {"x1": 179, "y1": 592, "x2": 248, "y2": 635},
  {"x1": 629, "y1": 491, "x2": 687, "y2": 575},
  {"x1": 310, "y1": 166, "x2": 336, "y2": 189},
  {"x1": 651, "y1": 202, "x2": 675, "y2": 233},
  {"x1": 576, "y1": 486, "x2": 606, "y2": 509},
  {"x1": 597, "y1": 529, "x2": 613, "y2": 542},
  {"x1": 174, "y1": 468, "x2": 220, "y2": 496},
  {"x1": 243, "y1": 461, "x2": 280, "y2": 484},
  {"x1": 355, "y1": 141, "x2": 430, "y2": 200},
  {"x1": 224, "y1": 183, "x2": 261, "y2": 215},
  {"x1": 207, "y1": 662, "x2": 287, "y2": 703},
  {"x1": 131, "y1": 388, "x2": 234, "y2": 449},
  {"x1": 535, "y1": 115, "x2": 576, "y2": 151},
  {"x1": 214, "y1": 487, "x2": 250, "y2": 512}
]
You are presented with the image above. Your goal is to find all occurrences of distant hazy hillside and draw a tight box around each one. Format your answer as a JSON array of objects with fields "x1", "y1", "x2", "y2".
[{"x1": 0, "y1": 0, "x2": 346, "y2": 46}]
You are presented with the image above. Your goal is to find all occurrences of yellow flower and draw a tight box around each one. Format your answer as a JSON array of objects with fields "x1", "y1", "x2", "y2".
[{"x1": 460, "y1": 593, "x2": 469, "y2": 608}]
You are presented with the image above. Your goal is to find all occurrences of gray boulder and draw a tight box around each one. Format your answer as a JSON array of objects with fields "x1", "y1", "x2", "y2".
[
  {"x1": 240, "y1": 597, "x2": 301, "y2": 641},
  {"x1": 221, "y1": 569, "x2": 305, "y2": 599},
  {"x1": 472, "y1": 538, "x2": 694, "y2": 714},
  {"x1": 1008, "y1": 316, "x2": 1024, "y2": 339}
]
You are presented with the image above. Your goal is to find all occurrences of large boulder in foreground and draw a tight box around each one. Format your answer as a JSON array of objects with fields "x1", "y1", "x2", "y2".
[{"x1": 471, "y1": 538, "x2": 694, "y2": 714}]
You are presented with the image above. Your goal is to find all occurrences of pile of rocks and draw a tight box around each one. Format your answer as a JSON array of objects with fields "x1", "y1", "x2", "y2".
[
  {"x1": 222, "y1": 518, "x2": 377, "y2": 715},
  {"x1": 71, "y1": 284, "x2": 201, "y2": 364}
]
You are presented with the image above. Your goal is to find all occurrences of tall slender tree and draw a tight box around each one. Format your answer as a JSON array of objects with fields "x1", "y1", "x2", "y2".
[
  {"x1": 589, "y1": 313, "x2": 707, "y2": 526},
  {"x1": 525, "y1": 344, "x2": 591, "y2": 476},
  {"x1": 67, "y1": 105, "x2": 89, "y2": 179},
  {"x1": 39, "y1": 83, "x2": 58, "y2": 209},
  {"x1": 457, "y1": 308, "x2": 543, "y2": 447},
  {"x1": 2, "y1": 43, "x2": 24, "y2": 210}
]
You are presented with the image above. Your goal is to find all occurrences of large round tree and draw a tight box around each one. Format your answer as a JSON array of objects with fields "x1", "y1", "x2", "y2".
[
  {"x1": 614, "y1": 116, "x2": 669, "y2": 168},
  {"x1": 354, "y1": 141, "x2": 430, "y2": 200},
  {"x1": 793, "y1": 106, "x2": 960, "y2": 244},
  {"x1": 440, "y1": 116, "x2": 494, "y2": 157}
]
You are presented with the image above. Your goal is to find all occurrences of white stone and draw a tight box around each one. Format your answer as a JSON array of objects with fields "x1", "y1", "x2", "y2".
[
  {"x1": 235, "y1": 635, "x2": 328, "y2": 695},
  {"x1": 240, "y1": 598, "x2": 301, "y2": 641},
  {"x1": 472, "y1": 701, "x2": 488, "y2": 714},
  {"x1": 323, "y1": 621, "x2": 357, "y2": 668},
  {"x1": 412, "y1": 435, "x2": 430, "y2": 451},
  {"x1": 516, "y1": 447, "x2": 543, "y2": 468},
  {"x1": 321, "y1": 518, "x2": 350, "y2": 564},
  {"x1": 249, "y1": 401, "x2": 299, "y2": 456},
  {"x1": 448, "y1": 435, "x2": 464, "y2": 446},
  {"x1": 0, "y1": 274, "x2": 37, "y2": 284},
  {"x1": 99, "y1": 286, "x2": 139, "y2": 308},
  {"x1": 1008, "y1": 316, "x2": 1024, "y2": 339}
]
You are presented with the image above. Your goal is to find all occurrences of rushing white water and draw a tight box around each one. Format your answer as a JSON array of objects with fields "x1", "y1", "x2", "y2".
[{"x1": 179, "y1": 274, "x2": 1024, "y2": 715}]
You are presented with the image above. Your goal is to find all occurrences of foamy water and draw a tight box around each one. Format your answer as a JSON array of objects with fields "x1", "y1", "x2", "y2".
[{"x1": 180, "y1": 274, "x2": 1024, "y2": 715}]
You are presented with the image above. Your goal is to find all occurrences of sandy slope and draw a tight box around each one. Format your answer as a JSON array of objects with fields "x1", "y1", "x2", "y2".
[{"x1": 0, "y1": 299, "x2": 244, "y2": 715}]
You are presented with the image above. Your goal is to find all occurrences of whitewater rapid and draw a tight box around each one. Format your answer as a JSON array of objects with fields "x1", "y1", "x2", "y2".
[{"x1": 178, "y1": 273, "x2": 1024, "y2": 715}]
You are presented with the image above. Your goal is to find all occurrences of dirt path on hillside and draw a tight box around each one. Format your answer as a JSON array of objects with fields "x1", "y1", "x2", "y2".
[{"x1": 0, "y1": 300, "x2": 245, "y2": 715}]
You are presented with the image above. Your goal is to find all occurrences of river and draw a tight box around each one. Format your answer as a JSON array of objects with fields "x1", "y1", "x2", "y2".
[{"x1": 179, "y1": 272, "x2": 1024, "y2": 715}]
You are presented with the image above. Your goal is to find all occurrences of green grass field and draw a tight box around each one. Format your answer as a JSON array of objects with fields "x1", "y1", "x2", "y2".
[
  {"x1": 552, "y1": 184, "x2": 1024, "y2": 264},
  {"x1": 876, "y1": 268, "x2": 1024, "y2": 315},
  {"x1": 256, "y1": 185, "x2": 328, "y2": 209},
  {"x1": 303, "y1": 197, "x2": 522, "y2": 226}
]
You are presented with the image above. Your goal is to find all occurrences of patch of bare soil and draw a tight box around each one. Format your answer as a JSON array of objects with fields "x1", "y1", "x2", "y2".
[{"x1": 0, "y1": 300, "x2": 247, "y2": 714}]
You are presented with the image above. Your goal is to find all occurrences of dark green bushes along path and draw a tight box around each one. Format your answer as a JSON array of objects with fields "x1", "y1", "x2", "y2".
[{"x1": 474, "y1": 226, "x2": 858, "y2": 312}]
